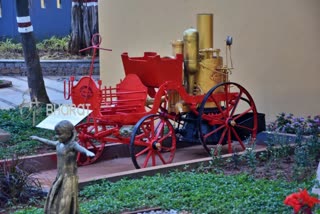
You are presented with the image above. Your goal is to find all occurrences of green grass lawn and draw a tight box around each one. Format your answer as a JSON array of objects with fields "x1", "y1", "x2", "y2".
[{"x1": 13, "y1": 171, "x2": 317, "y2": 214}]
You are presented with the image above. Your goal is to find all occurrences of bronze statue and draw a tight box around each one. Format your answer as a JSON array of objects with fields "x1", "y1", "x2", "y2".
[{"x1": 31, "y1": 120, "x2": 95, "y2": 214}]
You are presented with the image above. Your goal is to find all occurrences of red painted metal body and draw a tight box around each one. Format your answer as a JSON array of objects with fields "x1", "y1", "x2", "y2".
[{"x1": 121, "y1": 52, "x2": 183, "y2": 87}]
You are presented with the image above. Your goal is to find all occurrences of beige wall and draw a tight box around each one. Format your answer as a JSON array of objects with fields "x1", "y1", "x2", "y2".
[{"x1": 99, "y1": 0, "x2": 320, "y2": 122}]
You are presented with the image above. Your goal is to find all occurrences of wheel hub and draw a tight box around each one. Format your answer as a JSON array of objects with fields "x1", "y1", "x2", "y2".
[
  {"x1": 230, "y1": 120, "x2": 236, "y2": 126},
  {"x1": 152, "y1": 141, "x2": 161, "y2": 151},
  {"x1": 227, "y1": 118, "x2": 236, "y2": 127}
]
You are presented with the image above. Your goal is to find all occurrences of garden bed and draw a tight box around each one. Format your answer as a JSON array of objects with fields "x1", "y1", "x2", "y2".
[{"x1": 1, "y1": 109, "x2": 320, "y2": 213}]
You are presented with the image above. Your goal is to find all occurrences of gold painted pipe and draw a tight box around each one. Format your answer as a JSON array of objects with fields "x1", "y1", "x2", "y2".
[{"x1": 197, "y1": 13, "x2": 213, "y2": 50}]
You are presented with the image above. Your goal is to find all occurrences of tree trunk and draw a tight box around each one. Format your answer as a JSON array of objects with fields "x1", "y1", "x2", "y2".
[
  {"x1": 15, "y1": 0, "x2": 50, "y2": 104},
  {"x1": 69, "y1": 0, "x2": 99, "y2": 55}
]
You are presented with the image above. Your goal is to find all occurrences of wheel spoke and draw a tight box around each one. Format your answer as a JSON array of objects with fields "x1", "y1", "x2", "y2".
[
  {"x1": 231, "y1": 127, "x2": 246, "y2": 150},
  {"x1": 233, "y1": 107, "x2": 254, "y2": 121},
  {"x1": 142, "y1": 150, "x2": 152, "y2": 168},
  {"x1": 224, "y1": 85, "x2": 229, "y2": 116},
  {"x1": 154, "y1": 121, "x2": 165, "y2": 139},
  {"x1": 230, "y1": 91, "x2": 242, "y2": 116},
  {"x1": 157, "y1": 131, "x2": 172, "y2": 144},
  {"x1": 135, "y1": 147, "x2": 150, "y2": 157},
  {"x1": 235, "y1": 124, "x2": 254, "y2": 132},
  {"x1": 210, "y1": 94, "x2": 225, "y2": 115},
  {"x1": 227, "y1": 128, "x2": 232, "y2": 153},
  {"x1": 203, "y1": 124, "x2": 226, "y2": 142},
  {"x1": 88, "y1": 139, "x2": 98, "y2": 150},
  {"x1": 161, "y1": 146, "x2": 173, "y2": 152},
  {"x1": 218, "y1": 128, "x2": 227, "y2": 146},
  {"x1": 134, "y1": 131, "x2": 152, "y2": 147},
  {"x1": 157, "y1": 151, "x2": 167, "y2": 164},
  {"x1": 152, "y1": 152, "x2": 156, "y2": 166}
]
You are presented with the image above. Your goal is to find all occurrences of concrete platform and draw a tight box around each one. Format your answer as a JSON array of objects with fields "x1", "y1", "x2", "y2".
[{"x1": 32, "y1": 141, "x2": 267, "y2": 191}]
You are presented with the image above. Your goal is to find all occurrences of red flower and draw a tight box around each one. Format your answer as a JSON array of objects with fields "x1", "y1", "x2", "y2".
[
  {"x1": 300, "y1": 189, "x2": 320, "y2": 209},
  {"x1": 284, "y1": 189, "x2": 320, "y2": 213}
]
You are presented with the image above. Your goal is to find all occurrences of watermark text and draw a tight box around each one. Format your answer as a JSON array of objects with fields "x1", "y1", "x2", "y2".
[{"x1": 46, "y1": 103, "x2": 91, "y2": 116}]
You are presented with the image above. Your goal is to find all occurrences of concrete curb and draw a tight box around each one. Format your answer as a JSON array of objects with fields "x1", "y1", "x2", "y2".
[
  {"x1": 0, "y1": 59, "x2": 100, "y2": 76},
  {"x1": 79, "y1": 147, "x2": 269, "y2": 189}
]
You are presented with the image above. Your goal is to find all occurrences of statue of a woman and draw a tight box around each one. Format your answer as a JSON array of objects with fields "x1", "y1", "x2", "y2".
[{"x1": 31, "y1": 120, "x2": 94, "y2": 214}]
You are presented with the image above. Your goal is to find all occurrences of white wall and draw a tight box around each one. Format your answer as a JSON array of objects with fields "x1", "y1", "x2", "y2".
[{"x1": 99, "y1": 0, "x2": 320, "y2": 122}]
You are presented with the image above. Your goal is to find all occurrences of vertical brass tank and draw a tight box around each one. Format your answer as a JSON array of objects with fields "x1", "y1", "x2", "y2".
[
  {"x1": 183, "y1": 28, "x2": 199, "y2": 94},
  {"x1": 195, "y1": 13, "x2": 224, "y2": 96},
  {"x1": 197, "y1": 13, "x2": 213, "y2": 50}
]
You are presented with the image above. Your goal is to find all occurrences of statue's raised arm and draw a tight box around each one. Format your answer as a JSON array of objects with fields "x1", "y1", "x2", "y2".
[
  {"x1": 73, "y1": 142, "x2": 95, "y2": 157},
  {"x1": 30, "y1": 135, "x2": 58, "y2": 146}
]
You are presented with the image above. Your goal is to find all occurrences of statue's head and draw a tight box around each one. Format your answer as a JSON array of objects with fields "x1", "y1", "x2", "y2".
[{"x1": 54, "y1": 120, "x2": 75, "y2": 143}]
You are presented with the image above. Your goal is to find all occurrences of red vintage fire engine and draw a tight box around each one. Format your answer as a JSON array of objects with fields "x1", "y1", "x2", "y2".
[{"x1": 64, "y1": 14, "x2": 264, "y2": 169}]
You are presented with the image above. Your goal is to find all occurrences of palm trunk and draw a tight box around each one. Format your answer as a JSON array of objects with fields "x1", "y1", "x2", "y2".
[{"x1": 15, "y1": 0, "x2": 50, "y2": 103}]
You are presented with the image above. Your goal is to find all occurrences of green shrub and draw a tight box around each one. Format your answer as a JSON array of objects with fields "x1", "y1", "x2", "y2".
[{"x1": 0, "y1": 107, "x2": 54, "y2": 159}]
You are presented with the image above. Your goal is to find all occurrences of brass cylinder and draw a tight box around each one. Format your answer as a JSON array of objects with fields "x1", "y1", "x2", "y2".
[
  {"x1": 197, "y1": 50, "x2": 224, "y2": 107},
  {"x1": 183, "y1": 28, "x2": 199, "y2": 94},
  {"x1": 171, "y1": 40, "x2": 184, "y2": 56},
  {"x1": 197, "y1": 55, "x2": 224, "y2": 95},
  {"x1": 168, "y1": 40, "x2": 184, "y2": 112},
  {"x1": 197, "y1": 13, "x2": 213, "y2": 50}
]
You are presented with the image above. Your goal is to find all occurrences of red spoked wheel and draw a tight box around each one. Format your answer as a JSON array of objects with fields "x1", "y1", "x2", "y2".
[
  {"x1": 198, "y1": 82, "x2": 258, "y2": 155},
  {"x1": 130, "y1": 114, "x2": 176, "y2": 169},
  {"x1": 75, "y1": 122, "x2": 107, "y2": 166}
]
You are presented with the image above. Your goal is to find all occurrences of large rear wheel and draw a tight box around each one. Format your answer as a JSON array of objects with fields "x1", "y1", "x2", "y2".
[
  {"x1": 198, "y1": 82, "x2": 258, "y2": 154},
  {"x1": 130, "y1": 114, "x2": 176, "y2": 169}
]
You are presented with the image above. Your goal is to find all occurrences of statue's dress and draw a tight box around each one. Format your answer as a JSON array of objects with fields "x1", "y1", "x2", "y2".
[{"x1": 44, "y1": 139, "x2": 79, "y2": 214}]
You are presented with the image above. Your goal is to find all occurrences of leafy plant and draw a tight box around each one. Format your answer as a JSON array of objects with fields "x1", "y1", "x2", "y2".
[
  {"x1": 267, "y1": 113, "x2": 320, "y2": 136},
  {"x1": 226, "y1": 149, "x2": 241, "y2": 169},
  {"x1": 0, "y1": 39, "x2": 23, "y2": 53},
  {"x1": 241, "y1": 145, "x2": 258, "y2": 173},
  {"x1": 0, "y1": 156, "x2": 44, "y2": 208},
  {"x1": 208, "y1": 146, "x2": 224, "y2": 173},
  {"x1": 36, "y1": 36, "x2": 70, "y2": 51}
]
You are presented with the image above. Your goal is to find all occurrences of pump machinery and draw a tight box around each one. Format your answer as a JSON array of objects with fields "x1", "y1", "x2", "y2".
[{"x1": 64, "y1": 14, "x2": 265, "y2": 169}]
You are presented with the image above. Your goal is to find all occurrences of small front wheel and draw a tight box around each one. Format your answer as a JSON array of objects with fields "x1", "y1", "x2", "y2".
[
  {"x1": 130, "y1": 114, "x2": 176, "y2": 169},
  {"x1": 76, "y1": 122, "x2": 107, "y2": 166}
]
